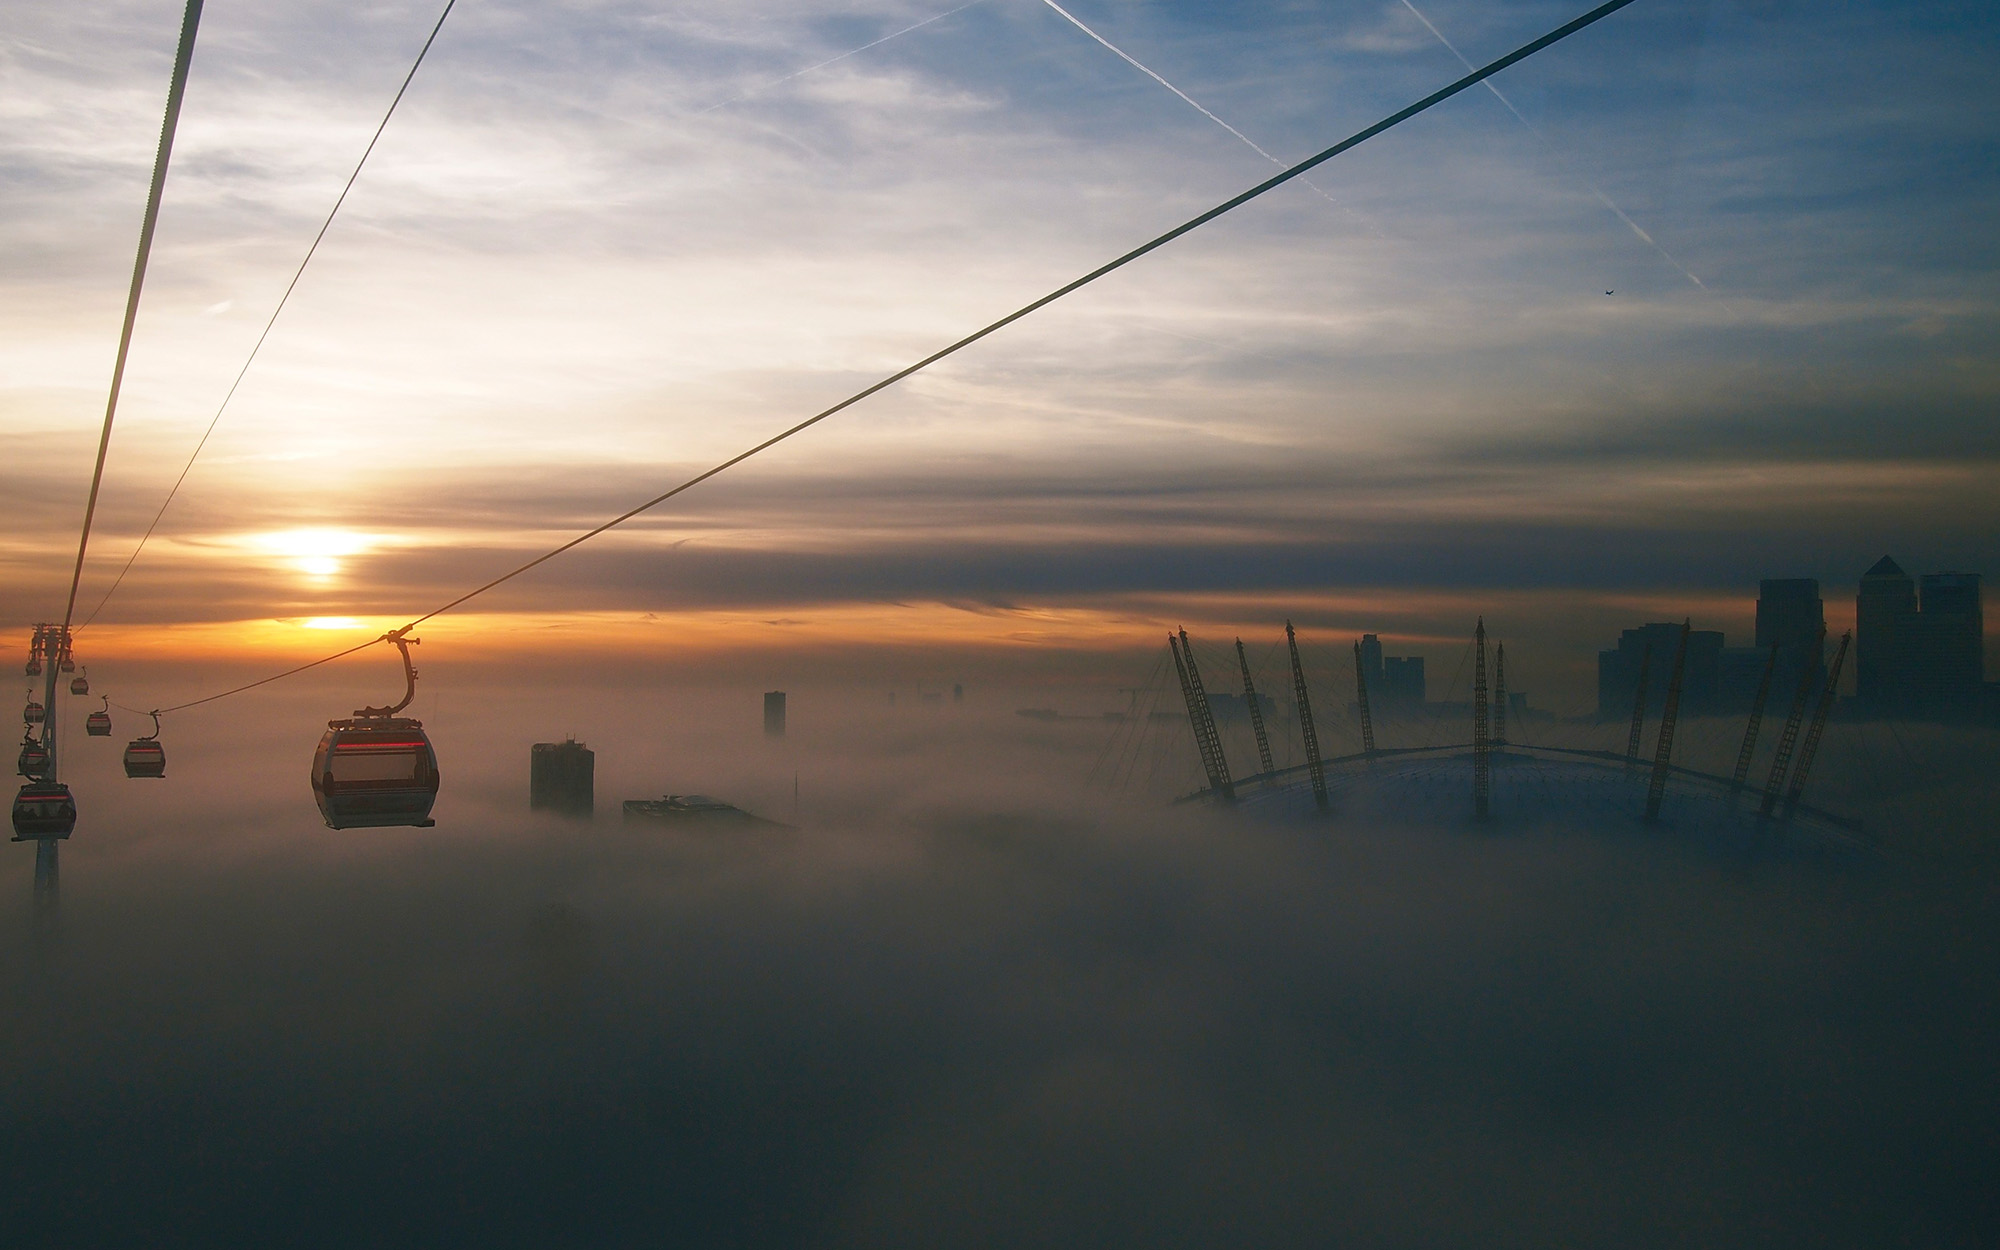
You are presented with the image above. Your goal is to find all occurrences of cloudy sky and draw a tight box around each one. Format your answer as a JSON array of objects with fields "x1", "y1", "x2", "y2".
[{"x1": 3, "y1": 0, "x2": 1994, "y2": 704}]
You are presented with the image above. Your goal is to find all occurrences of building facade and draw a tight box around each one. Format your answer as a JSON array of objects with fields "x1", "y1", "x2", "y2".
[
  {"x1": 1596, "y1": 623, "x2": 1725, "y2": 720},
  {"x1": 1854, "y1": 558, "x2": 1984, "y2": 720},
  {"x1": 530, "y1": 739, "x2": 594, "y2": 818}
]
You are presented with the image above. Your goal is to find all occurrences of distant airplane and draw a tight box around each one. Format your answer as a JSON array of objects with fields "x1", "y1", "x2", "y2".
[{"x1": 1605, "y1": 290, "x2": 1615, "y2": 295}]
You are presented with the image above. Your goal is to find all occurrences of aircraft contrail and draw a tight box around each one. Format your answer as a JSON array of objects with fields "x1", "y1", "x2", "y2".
[
  {"x1": 1396, "y1": 0, "x2": 1706, "y2": 289},
  {"x1": 1039, "y1": 0, "x2": 1357, "y2": 215},
  {"x1": 696, "y1": 0, "x2": 989, "y2": 115}
]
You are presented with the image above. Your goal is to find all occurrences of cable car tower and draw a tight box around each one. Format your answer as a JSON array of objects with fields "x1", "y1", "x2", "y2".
[{"x1": 14, "y1": 625, "x2": 78, "y2": 932}]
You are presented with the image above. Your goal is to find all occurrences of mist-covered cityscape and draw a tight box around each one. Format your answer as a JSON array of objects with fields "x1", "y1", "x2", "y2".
[{"x1": 5, "y1": 1, "x2": 1997, "y2": 1247}]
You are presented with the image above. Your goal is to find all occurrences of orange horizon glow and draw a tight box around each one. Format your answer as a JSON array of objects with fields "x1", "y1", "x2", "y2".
[{"x1": 37, "y1": 585, "x2": 1801, "y2": 668}]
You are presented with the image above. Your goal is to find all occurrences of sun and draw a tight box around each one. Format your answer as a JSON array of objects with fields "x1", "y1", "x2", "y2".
[{"x1": 252, "y1": 529, "x2": 374, "y2": 579}]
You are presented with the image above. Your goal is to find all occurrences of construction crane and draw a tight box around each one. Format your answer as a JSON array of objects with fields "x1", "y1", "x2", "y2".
[
  {"x1": 1644, "y1": 619, "x2": 1691, "y2": 823},
  {"x1": 1624, "y1": 642, "x2": 1653, "y2": 773},
  {"x1": 1473, "y1": 619, "x2": 1490, "y2": 820},
  {"x1": 1169, "y1": 631, "x2": 1233, "y2": 800},
  {"x1": 1783, "y1": 631, "x2": 1850, "y2": 821},
  {"x1": 1235, "y1": 638, "x2": 1275, "y2": 777},
  {"x1": 1286, "y1": 622, "x2": 1328, "y2": 811},
  {"x1": 1760, "y1": 626, "x2": 1828, "y2": 819},
  {"x1": 1729, "y1": 641, "x2": 1781, "y2": 805},
  {"x1": 1353, "y1": 639, "x2": 1377, "y2": 756}
]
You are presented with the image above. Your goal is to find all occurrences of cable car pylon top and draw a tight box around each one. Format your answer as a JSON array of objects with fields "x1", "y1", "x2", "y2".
[{"x1": 355, "y1": 629, "x2": 419, "y2": 718}]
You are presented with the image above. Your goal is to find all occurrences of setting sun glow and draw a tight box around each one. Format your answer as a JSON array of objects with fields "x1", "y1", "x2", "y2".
[{"x1": 251, "y1": 529, "x2": 375, "y2": 579}]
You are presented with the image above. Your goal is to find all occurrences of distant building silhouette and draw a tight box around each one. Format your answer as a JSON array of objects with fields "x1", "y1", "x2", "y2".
[
  {"x1": 1382, "y1": 655, "x2": 1425, "y2": 707},
  {"x1": 764, "y1": 691, "x2": 786, "y2": 737},
  {"x1": 1358, "y1": 634, "x2": 1384, "y2": 692},
  {"x1": 1856, "y1": 557, "x2": 1984, "y2": 720},
  {"x1": 1717, "y1": 644, "x2": 1771, "y2": 711},
  {"x1": 1598, "y1": 623, "x2": 1724, "y2": 719},
  {"x1": 1856, "y1": 556, "x2": 1917, "y2": 711},
  {"x1": 1757, "y1": 578, "x2": 1826, "y2": 692},
  {"x1": 530, "y1": 739, "x2": 594, "y2": 818},
  {"x1": 1208, "y1": 691, "x2": 1276, "y2": 722}
]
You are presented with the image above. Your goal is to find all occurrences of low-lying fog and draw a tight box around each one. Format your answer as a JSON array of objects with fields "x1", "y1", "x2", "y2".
[{"x1": 3, "y1": 677, "x2": 1996, "y2": 1247}]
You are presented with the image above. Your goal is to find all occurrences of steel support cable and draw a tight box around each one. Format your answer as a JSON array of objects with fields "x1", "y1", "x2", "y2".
[
  {"x1": 141, "y1": 0, "x2": 1642, "y2": 718},
  {"x1": 79, "y1": 0, "x2": 461, "y2": 631},
  {"x1": 61, "y1": 0, "x2": 204, "y2": 633}
]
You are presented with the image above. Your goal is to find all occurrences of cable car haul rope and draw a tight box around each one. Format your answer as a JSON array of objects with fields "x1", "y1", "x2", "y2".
[{"x1": 20, "y1": 0, "x2": 1645, "y2": 836}]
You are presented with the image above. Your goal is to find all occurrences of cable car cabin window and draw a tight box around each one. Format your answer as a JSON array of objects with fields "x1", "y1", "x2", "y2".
[{"x1": 327, "y1": 742, "x2": 429, "y2": 785}]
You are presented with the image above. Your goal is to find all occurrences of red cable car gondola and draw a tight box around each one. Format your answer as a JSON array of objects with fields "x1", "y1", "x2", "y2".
[
  {"x1": 11, "y1": 782, "x2": 76, "y2": 840},
  {"x1": 312, "y1": 630, "x2": 438, "y2": 829},
  {"x1": 24, "y1": 659, "x2": 41, "y2": 677},
  {"x1": 86, "y1": 698, "x2": 112, "y2": 737},
  {"x1": 71, "y1": 667, "x2": 90, "y2": 696},
  {"x1": 124, "y1": 711, "x2": 166, "y2": 779},
  {"x1": 23, "y1": 700, "x2": 45, "y2": 725},
  {"x1": 18, "y1": 737, "x2": 51, "y2": 780},
  {"x1": 60, "y1": 656, "x2": 74, "y2": 673}
]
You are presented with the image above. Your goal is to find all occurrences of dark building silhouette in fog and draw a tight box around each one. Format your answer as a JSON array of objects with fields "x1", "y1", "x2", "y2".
[
  {"x1": 764, "y1": 691, "x2": 786, "y2": 737},
  {"x1": 530, "y1": 738, "x2": 594, "y2": 818},
  {"x1": 1757, "y1": 578, "x2": 1826, "y2": 691},
  {"x1": 1382, "y1": 655, "x2": 1425, "y2": 707},
  {"x1": 1856, "y1": 557, "x2": 1985, "y2": 720},
  {"x1": 1598, "y1": 623, "x2": 1724, "y2": 719},
  {"x1": 1358, "y1": 634, "x2": 1384, "y2": 691},
  {"x1": 1207, "y1": 691, "x2": 1276, "y2": 722}
]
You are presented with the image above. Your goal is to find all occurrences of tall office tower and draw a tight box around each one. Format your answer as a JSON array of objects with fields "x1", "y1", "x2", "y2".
[
  {"x1": 530, "y1": 739, "x2": 595, "y2": 818},
  {"x1": 764, "y1": 691, "x2": 787, "y2": 737},
  {"x1": 1757, "y1": 579, "x2": 1826, "y2": 689},
  {"x1": 1597, "y1": 623, "x2": 1725, "y2": 719},
  {"x1": 1382, "y1": 656, "x2": 1425, "y2": 707},
  {"x1": 1915, "y1": 573, "x2": 1984, "y2": 717},
  {"x1": 1358, "y1": 634, "x2": 1385, "y2": 693},
  {"x1": 1856, "y1": 556, "x2": 1918, "y2": 712}
]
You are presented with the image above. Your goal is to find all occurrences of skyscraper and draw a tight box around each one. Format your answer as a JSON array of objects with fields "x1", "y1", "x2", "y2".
[
  {"x1": 1382, "y1": 656, "x2": 1424, "y2": 707},
  {"x1": 1358, "y1": 634, "x2": 1384, "y2": 695},
  {"x1": 1597, "y1": 623, "x2": 1725, "y2": 719},
  {"x1": 1854, "y1": 559, "x2": 1985, "y2": 720},
  {"x1": 530, "y1": 739, "x2": 594, "y2": 818},
  {"x1": 1914, "y1": 573, "x2": 1984, "y2": 718},
  {"x1": 1756, "y1": 578, "x2": 1825, "y2": 692},
  {"x1": 1856, "y1": 556, "x2": 1917, "y2": 712}
]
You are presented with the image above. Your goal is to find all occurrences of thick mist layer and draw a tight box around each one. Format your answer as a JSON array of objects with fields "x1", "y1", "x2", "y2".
[{"x1": 2, "y1": 684, "x2": 1996, "y2": 1247}]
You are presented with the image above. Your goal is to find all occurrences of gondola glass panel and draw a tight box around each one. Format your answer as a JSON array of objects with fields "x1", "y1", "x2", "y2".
[
  {"x1": 124, "y1": 739, "x2": 166, "y2": 778},
  {"x1": 312, "y1": 718, "x2": 438, "y2": 828},
  {"x1": 18, "y1": 739, "x2": 51, "y2": 779},
  {"x1": 11, "y1": 782, "x2": 76, "y2": 839}
]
